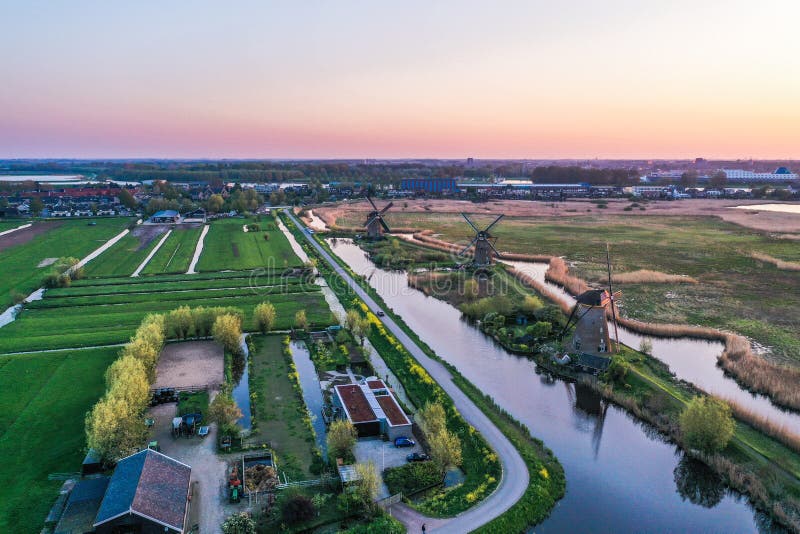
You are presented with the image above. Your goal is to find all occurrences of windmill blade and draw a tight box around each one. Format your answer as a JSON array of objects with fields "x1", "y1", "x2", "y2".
[
  {"x1": 460, "y1": 212, "x2": 480, "y2": 233},
  {"x1": 379, "y1": 218, "x2": 391, "y2": 233},
  {"x1": 484, "y1": 213, "x2": 505, "y2": 233},
  {"x1": 379, "y1": 201, "x2": 394, "y2": 215},
  {"x1": 365, "y1": 214, "x2": 379, "y2": 228},
  {"x1": 487, "y1": 239, "x2": 501, "y2": 258},
  {"x1": 558, "y1": 303, "x2": 579, "y2": 339},
  {"x1": 606, "y1": 243, "x2": 621, "y2": 352},
  {"x1": 367, "y1": 196, "x2": 378, "y2": 211},
  {"x1": 458, "y1": 237, "x2": 478, "y2": 257}
]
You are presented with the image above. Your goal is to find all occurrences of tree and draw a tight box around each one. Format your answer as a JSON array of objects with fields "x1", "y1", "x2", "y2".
[
  {"x1": 345, "y1": 309, "x2": 361, "y2": 332},
  {"x1": 416, "y1": 402, "x2": 447, "y2": 438},
  {"x1": 213, "y1": 314, "x2": 242, "y2": 354},
  {"x1": 254, "y1": 302, "x2": 277, "y2": 333},
  {"x1": 206, "y1": 194, "x2": 225, "y2": 214},
  {"x1": 327, "y1": 419, "x2": 357, "y2": 460},
  {"x1": 208, "y1": 389, "x2": 243, "y2": 428},
  {"x1": 221, "y1": 512, "x2": 256, "y2": 534},
  {"x1": 85, "y1": 394, "x2": 147, "y2": 461},
  {"x1": 427, "y1": 429, "x2": 462, "y2": 471},
  {"x1": 29, "y1": 197, "x2": 44, "y2": 216},
  {"x1": 104, "y1": 355, "x2": 150, "y2": 413},
  {"x1": 709, "y1": 170, "x2": 728, "y2": 188},
  {"x1": 679, "y1": 396, "x2": 735, "y2": 453},
  {"x1": 680, "y1": 171, "x2": 698, "y2": 188},
  {"x1": 166, "y1": 306, "x2": 194, "y2": 339},
  {"x1": 353, "y1": 462, "x2": 380, "y2": 510},
  {"x1": 294, "y1": 309, "x2": 308, "y2": 331},
  {"x1": 525, "y1": 321, "x2": 552, "y2": 339},
  {"x1": 281, "y1": 494, "x2": 316, "y2": 524},
  {"x1": 118, "y1": 189, "x2": 138, "y2": 209}
]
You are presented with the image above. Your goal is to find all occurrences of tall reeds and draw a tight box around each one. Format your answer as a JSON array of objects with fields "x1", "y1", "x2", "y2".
[
  {"x1": 612, "y1": 269, "x2": 698, "y2": 284},
  {"x1": 751, "y1": 252, "x2": 800, "y2": 271}
]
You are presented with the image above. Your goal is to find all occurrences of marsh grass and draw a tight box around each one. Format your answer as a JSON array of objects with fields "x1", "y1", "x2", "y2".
[
  {"x1": 751, "y1": 251, "x2": 800, "y2": 271},
  {"x1": 612, "y1": 269, "x2": 698, "y2": 284}
]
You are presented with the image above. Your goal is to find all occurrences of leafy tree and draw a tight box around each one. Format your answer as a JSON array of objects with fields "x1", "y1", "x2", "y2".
[
  {"x1": 206, "y1": 194, "x2": 225, "y2": 213},
  {"x1": 221, "y1": 511, "x2": 256, "y2": 534},
  {"x1": 118, "y1": 188, "x2": 137, "y2": 209},
  {"x1": 85, "y1": 395, "x2": 147, "y2": 461},
  {"x1": 281, "y1": 494, "x2": 316, "y2": 524},
  {"x1": 524, "y1": 321, "x2": 552, "y2": 339},
  {"x1": 353, "y1": 462, "x2": 380, "y2": 511},
  {"x1": 679, "y1": 396, "x2": 735, "y2": 453},
  {"x1": 416, "y1": 402, "x2": 447, "y2": 438},
  {"x1": 104, "y1": 355, "x2": 150, "y2": 412},
  {"x1": 519, "y1": 295, "x2": 543, "y2": 314},
  {"x1": 428, "y1": 428, "x2": 462, "y2": 471},
  {"x1": 680, "y1": 171, "x2": 698, "y2": 188},
  {"x1": 208, "y1": 389, "x2": 243, "y2": 427},
  {"x1": 294, "y1": 309, "x2": 308, "y2": 331},
  {"x1": 345, "y1": 309, "x2": 361, "y2": 332},
  {"x1": 212, "y1": 313, "x2": 242, "y2": 354},
  {"x1": 29, "y1": 197, "x2": 44, "y2": 216},
  {"x1": 708, "y1": 170, "x2": 728, "y2": 188},
  {"x1": 327, "y1": 419, "x2": 358, "y2": 460},
  {"x1": 254, "y1": 302, "x2": 277, "y2": 333},
  {"x1": 166, "y1": 305, "x2": 194, "y2": 339}
]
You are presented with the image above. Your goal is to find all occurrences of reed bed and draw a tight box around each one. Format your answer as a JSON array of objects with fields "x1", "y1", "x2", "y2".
[
  {"x1": 751, "y1": 252, "x2": 800, "y2": 271},
  {"x1": 612, "y1": 269, "x2": 698, "y2": 284},
  {"x1": 722, "y1": 396, "x2": 800, "y2": 455},
  {"x1": 544, "y1": 257, "x2": 590, "y2": 296}
]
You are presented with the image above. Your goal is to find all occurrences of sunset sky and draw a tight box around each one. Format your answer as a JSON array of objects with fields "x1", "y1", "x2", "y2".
[{"x1": 1, "y1": 1, "x2": 799, "y2": 159}]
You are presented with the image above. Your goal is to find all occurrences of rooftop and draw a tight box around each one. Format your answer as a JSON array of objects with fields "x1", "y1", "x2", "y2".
[
  {"x1": 376, "y1": 395, "x2": 410, "y2": 426},
  {"x1": 336, "y1": 384, "x2": 378, "y2": 423}
]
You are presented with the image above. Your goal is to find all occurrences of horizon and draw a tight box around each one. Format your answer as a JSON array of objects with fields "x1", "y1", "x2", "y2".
[{"x1": 2, "y1": 1, "x2": 799, "y2": 159}]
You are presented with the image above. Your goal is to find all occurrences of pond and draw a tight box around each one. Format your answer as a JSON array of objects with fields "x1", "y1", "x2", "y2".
[{"x1": 328, "y1": 238, "x2": 785, "y2": 533}]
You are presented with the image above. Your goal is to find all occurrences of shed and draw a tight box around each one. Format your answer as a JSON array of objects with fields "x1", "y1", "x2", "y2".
[
  {"x1": 81, "y1": 448, "x2": 103, "y2": 476},
  {"x1": 54, "y1": 477, "x2": 110, "y2": 534},
  {"x1": 149, "y1": 210, "x2": 180, "y2": 224}
]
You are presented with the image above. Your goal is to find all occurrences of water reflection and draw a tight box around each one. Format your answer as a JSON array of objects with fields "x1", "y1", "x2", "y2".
[
  {"x1": 674, "y1": 454, "x2": 725, "y2": 509},
  {"x1": 328, "y1": 238, "x2": 775, "y2": 533}
]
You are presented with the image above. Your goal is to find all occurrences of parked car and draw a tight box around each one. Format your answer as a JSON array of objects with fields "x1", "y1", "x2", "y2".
[
  {"x1": 406, "y1": 452, "x2": 429, "y2": 462},
  {"x1": 394, "y1": 437, "x2": 416, "y2": 448},
  {"x1": 376, "y1": 310, "x2": 385, "y2": 317}
]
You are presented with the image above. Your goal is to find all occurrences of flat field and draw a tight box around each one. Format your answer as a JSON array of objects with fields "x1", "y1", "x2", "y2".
[
  {"x1": 0, "y1": 218, "x2": 130, "y2": 308},
  {"x1": 338, "y1": 209, "x2": 800, "y2": 368},
  {"x1": 0, "y1": 348, "x2": 118, "y2": 533},
  {"x1": 83, "y1": 225, "x2": 168, "y2": 277},
  {"x1": 196, "y1": 216, "x2": 302, "y2": 271},
  {"x1": 141, "y1": 225, "x2": 202, "y2": 275}
]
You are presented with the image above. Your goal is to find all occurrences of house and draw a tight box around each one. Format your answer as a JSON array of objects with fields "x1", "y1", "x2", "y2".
[
  {"x1": 149, "y1": 210, "x2": 180, "y2": 224},
  {"x1": 332, "y1": 379, "x2": 412, "y2": 440},
  {"x1": 93, "y1": 449, "x2": 191, "y2": 534}
]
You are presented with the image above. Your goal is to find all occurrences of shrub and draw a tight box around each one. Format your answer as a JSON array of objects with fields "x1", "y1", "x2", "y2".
[
  {"x1": 327, "y1": 419, "x2": 357, "y2": 461},
  {"x1": 221, "y1": 511, "x2": 256, "y2": 534},
  {"x1": 208, "y1": 388, "x2": 243, "y2": 428},
  {"x1": 294, "y1": 309, "x2": 308, "y2": 331},
  {"x1": 212, "y1": 314, "x2": 243, "y2": 354},
  {"x1": 679, "y1": 396, "x2": 735, "y2": 453},
  {"x1": 254, "y1": 302, "x2": 277, "y2": 333},
  {"x1": 281, "y1": 494, "x2": 316, "y2": 524},
  {"x1": 384, "y1": 461, "x2": 442, "y2": 495}
]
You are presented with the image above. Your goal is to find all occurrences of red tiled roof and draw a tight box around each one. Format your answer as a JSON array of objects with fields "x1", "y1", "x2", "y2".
[
  {"x1": 366, "y1": 380, "x2": 386, "y2": 390},
  {"x1": 336, "y1": 385, "x2": 377, "y2": 423},
  {"x1": 376, "y1": 396, "x2": 410, "y2": 426}
]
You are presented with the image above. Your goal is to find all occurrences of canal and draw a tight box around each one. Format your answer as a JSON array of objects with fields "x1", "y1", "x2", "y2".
[{"x1": 328, "y1": 238, "x2": 783, "y2": 533}]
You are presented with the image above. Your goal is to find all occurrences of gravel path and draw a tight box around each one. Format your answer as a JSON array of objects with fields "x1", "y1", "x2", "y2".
[
  {"x1": 186, "y1": 224, "x2": 209, "y2": 274},
  {"x1": 131, "y1": 228, "x2": 172, "y2": 276},
  {"x1": 286, "y1": 210, "x2": 529, "y2": 533}
]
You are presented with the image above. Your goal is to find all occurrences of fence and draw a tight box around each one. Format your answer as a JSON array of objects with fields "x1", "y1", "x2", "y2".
[{"x1": 376, "y1": 492, "x2": 403, "y2": 508}]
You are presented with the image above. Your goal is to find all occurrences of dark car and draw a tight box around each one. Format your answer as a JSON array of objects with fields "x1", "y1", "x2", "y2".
[
  {"x1": 394, "y1": 437, "x2": 416, "y2": 448},
  {"x1": 376, "y1": 311, "x2": 385, "y2": 317},
  {"x1": 406, "y1": 452, "x2": 429, "y2": 462}
]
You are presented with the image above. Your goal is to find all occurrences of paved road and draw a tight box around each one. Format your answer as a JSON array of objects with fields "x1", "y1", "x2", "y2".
[{"x1": 285, "y1": 211, "x2": 529, "y2": 533}]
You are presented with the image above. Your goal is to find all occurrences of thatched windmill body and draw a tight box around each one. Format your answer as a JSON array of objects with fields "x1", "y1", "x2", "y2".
[
  {"x1": 364, "y1": 196, "x2": 393, "y2": 239},
  {"x1": 458, "y1": 213, "x2": 504, "y2": 267},
  {"x1": 559, "y1": 246, "x2": 621, "y2": 372}
]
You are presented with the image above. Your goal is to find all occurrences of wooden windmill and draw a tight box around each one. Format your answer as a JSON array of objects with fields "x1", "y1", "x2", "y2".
[
  {"x1": 364, "y1": 196, "x2": 393, "y2": 239},
  {"x1": 458, "y1": 213, "x2": 504, "y2": 267},
  {"x1": 559, "y1": 245, "x2": 621, "y2": 371}
]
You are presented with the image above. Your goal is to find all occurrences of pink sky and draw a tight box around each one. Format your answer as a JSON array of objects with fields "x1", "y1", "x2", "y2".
[{"x1": 1, "y1": 1, "x2": 799, "y2": 159}]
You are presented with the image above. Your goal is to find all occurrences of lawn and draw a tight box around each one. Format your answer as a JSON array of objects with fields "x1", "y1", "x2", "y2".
[
  {"x1": 0, "y1": 347, "x2": 118, "y2": 534},
  {"x1": 0, "y1": 290, "x2": 334, "y2": 353},
  {"x1": 247, "y1": 335, "x2": 318, "y2": 480},
  {"x1": 359, "y1": 212, "x2": 800, "y2": 368},
  {"x1": 83, "y1": 230, "x2": 165, "y2": 278},
  {"x1": 196, "y1": 216, "x2": 303, "y2": 271},
  {"x1": 141, "y1": 226, "x2": 202, "y2": 275},
  {"x1": 0, "y1": 218, "x2": 130, "y2": 308}
]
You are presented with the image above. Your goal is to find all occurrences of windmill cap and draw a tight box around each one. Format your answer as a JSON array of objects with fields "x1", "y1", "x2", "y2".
[{"x1": 576, "y1": 289, "x2": 608, "y2": 306}]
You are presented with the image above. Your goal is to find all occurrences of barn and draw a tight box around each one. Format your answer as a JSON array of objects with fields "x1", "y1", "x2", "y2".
[{"x1": 149, "y1": 210, "x2": 180, "y2": 224}]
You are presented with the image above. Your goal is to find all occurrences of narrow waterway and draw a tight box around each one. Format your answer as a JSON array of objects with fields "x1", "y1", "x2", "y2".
[
  {"x1": 503, "y1": 260, "x2": 800, "y2": 434},
  {"x1": 290, "y1": 340, "x2": 328, "y2": 455},
  {"x1": 328, "y1": 238, "x2": 782, "y2": 534},
  {"x1": 232, "y1": 335, "x2": 252, "y2": 430}
]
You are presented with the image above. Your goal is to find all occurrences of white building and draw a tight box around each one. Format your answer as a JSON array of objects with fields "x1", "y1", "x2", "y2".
[{"x1": 722, "y1": 167, "x2": 798, "y2": 183}]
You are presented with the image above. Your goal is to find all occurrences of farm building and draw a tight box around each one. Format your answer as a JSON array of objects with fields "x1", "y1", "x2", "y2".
[
  {"x1": 182, "y1": 208, "x2": 207, "y2": 223},
  {"x1": 333, "y1": 379, "x2": 411, "y2": 440},
  {"x1": 149, "y1": 210, "x2": 180, "y2": 223},
  {"x1": 53, "y1": 477, "x2": 110, "y2": 534},
  {"x1": 92, "y1": 449, "x2": 191, "y2": 534}
]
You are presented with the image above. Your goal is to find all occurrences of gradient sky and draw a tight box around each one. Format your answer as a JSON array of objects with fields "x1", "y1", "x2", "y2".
[{"x1": 1, "y1": 1, "x2": 799, "y2": 159}]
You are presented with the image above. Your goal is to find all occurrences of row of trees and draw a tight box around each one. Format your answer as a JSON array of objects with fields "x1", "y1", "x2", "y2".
[{"x1": 163, "y1": 305, "x2": 243, "y2": 340}]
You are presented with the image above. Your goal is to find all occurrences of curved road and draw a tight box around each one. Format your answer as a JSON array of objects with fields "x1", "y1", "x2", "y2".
[{"x1": 285, "y1": 211, "x2": 529, "y2": 533}]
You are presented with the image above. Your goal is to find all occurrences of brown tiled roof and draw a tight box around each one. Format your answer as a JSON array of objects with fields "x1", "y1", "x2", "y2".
[
  {"x1": 366, "y1": 379, "x2": 386, "y2": 390},
  {"x1": 336, "y1": 385, "x2": 377, "y2": 423},
  {"x1": 376, "y1": 396, "x2": 410, "y2": 426}
]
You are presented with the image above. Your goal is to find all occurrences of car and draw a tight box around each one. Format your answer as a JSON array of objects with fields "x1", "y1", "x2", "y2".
[
  {"x1": 406, "y1": 452, "x2": 429, "y2": 462},
  {"x1": 376, "y1": 310, "x2": 385, "y2": 317},
  {"x1": 394, "y1": 437, "x2": 416, "y2": 448}
]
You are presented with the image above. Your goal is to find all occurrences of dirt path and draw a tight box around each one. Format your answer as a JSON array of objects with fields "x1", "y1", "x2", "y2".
[
  {"x1": 0, "y1": 221, "x2": 60, "y2": 252},
  {"x1": 131, "y1": 229, "x2": 172, "y2": 276},
  {"x1": 187, "y1": 225, "x2": 209, "y2": 274},
  {"x1": 0, "y1": 223, "x2": 32, "y2": 237},
  {"x1": 155, "y1": 341, "x2": 224, "y2": 390}
]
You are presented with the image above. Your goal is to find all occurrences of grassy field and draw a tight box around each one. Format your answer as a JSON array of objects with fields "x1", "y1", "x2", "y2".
[
  {"x1": 0, "y1": 347, "x2": 118, "y2": 533},
  {"x1": 247, "y1": 335, "x2": 318, "y2": 480},
  {"x1": 196, "y1": 216, "x2": 302, "y2": 271},
  {"x1": 348, "y1": 212, "x2": 800, "y2": 368},
  {"x1": 141, "y1": 226, "x2": 202, "y2": 275},
  {"x1": 0, "y1": 218, "x2": 130, "y2": 308},
  {"x1": 83, "y1": 230, "x2": 165, "y2": 278}
]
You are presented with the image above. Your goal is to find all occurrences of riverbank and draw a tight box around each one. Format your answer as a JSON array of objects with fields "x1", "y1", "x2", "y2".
[{"x1": 281, "y1": 212, "x2": 566, "y2": 533}]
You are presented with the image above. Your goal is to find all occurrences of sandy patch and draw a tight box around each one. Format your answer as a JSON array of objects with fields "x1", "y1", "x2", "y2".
[
  {"x1": 37, "y1": 257, "x2": 58, "y2": 268},
  {"x1": 155, "y1": 341, "x2": 224, "y2": 390}
]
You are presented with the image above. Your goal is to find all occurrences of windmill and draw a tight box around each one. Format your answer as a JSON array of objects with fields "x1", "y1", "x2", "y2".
[
  {"x1": 558, "y1": 245, "x2": 621, "y2": 372},
  {"x1": 363, "y1": 196, "x2": 393, "y2": 239},
  {"x1": 458, "y1": 213, "x2": 504, "y2": 266}
]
